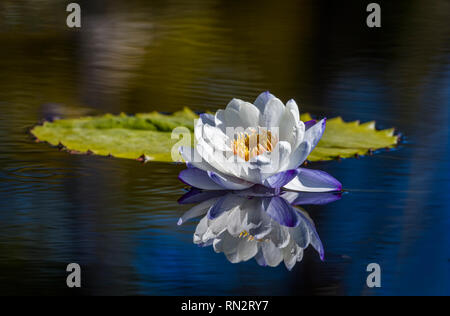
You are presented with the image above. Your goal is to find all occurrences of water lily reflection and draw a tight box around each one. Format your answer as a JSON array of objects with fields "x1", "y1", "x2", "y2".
[{"x1": 178, "y1": 187, "x2": 341, "y2": 270}]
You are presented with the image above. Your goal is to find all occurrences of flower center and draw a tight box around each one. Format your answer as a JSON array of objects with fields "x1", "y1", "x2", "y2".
[{"x1": 232, "y1": 129, "x2": 277, "y2": 161}]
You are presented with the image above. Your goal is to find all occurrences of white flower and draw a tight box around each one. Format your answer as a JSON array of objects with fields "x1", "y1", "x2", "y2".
[{"x1": 179, "y1": 92, "x2": 341, "y2": 192}]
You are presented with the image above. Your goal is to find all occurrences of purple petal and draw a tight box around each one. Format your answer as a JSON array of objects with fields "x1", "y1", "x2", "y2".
[
  {"x1": 263, "y1": 169, "x2": 300, "y2": 189},
  {"x1": 207, "y1": 194, "x2": 238, "y2": 220},
  {"x1": 312, "y1": 230, "x2": 325, "y2": 261},
  {"x1": 299, "y1": 212, "x2": 325, "y2": 261},
  {"x1": 304, "y1": 120, "x2": 317, "y2": 130},
  {"x1": 284, "y1": 168, "x2": 342, "y2": 192},
  {"x1": 289, "y1": 209, "x2": 324, "y2": 260},
  {"x1": 178, "y1": 188, "x2": 226, "y2": 204},
  {"x1": 262, "y1": 196, "x2": 300, "y2": 227},
  {"x1": 305, "y1": 118, "x2": 326, "y2": 152},
  {"x1": 280, "y1": 191, "x2": 342, "y2": 205},
  {"x1": 199, "y1": 113, "x2": 216, "y2": 126},
  {"x1": 178, "y1": 167, "x2": 224, "y2": 190},
  {"x1": 207, "y1": 171, "x2": 254, "y2": 190}
]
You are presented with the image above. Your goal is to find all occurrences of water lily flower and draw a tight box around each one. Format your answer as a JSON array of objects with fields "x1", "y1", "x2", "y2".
[
  {"x1": 179, "y1": 92, "x2": 342, "y2": 192},
  {"x1": 177, "y1": 188, "x2": 339, "y2": 270}
]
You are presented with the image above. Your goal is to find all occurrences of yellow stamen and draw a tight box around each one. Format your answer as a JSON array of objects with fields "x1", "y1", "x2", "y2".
[
  {"x1": 238, "y1": 230, "x2": 267, "y2": 242},
  {"x1": 232, "y1": 129, "x2": 277, "y2": 161}
]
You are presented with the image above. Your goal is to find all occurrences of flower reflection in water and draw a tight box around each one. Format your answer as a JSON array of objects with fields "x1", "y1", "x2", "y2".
[{"x1": 178, "y1": 187, "x2": 341, "y2": 270}]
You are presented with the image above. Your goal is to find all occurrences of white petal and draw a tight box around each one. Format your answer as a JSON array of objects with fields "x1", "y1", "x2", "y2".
[
  {"x1": 290, "y1": 123, "x2": 306, "y2": 154},
  {"x1": 209, "y1": 212, "x2": 231, "y2": 236},
  {"x1": 263, "y1": 140, "x2": 292, "y2": 175},
  {"x1": 237, "y1": 239, "x2": 258, "y2": 262},
  {"x1": 303, "y1": 118, "x2": 326, "y2": 153},
  {"x1": 285, "y1": 141, "x2": 311, "y2": 171},
  {"x1": 269, "y1": 225, "x2": 290, "y2": 248},
  {"x1": 279, "y1": 109, "x2": 296, "y2": 143},
  {"x1": 223, "y1": 98, "x2": 260, "y2": 129},
  {"x1": 296, "y1": 248, "x2": 304, "y2": 262},
  {"x1": 285, "y1": 99, "x2": 300, "y2": 122},
  {"x1": 213, "y1": 232, "x2": 241, "y2": 263},
  {"x1": 202, "y1": 226, "x2": 217, "y2": 243},
  {"x1": 245, "y1": 202, "x2": 272, "y2": 239},
  {"x1": 260, "y1": 97, "x2": 285, "y2": 128},
  {"x1": 195, "y1": 138, "x2": 238, "y2": 177},
  {"x1": 284, "y1": 118, "x2": 326, "y2": 170},
  {"x1": 180, "y1": 146, "x2": 254, "y2": 191},
  {"x1": 194, "y1": 117, "x2": 249, "y2": 178},
  {"x1": 193, "y1": 217, "x2": 209, "y2": 244},
  {"x1": 213, "y1": 231, "x2": 237, "y2": 253},
  {"x1": 281, "y1": 99, "x2": 305, "y2": 149},
  {"x1": 282, "y1": 241, "x2": 299, "y2": 270},
  {"x1": 279, "y1": 106, "x2": 305, "y2": 150},
  {"x1": 203, "y1": 124, "x2": 230, "y2": 152},
  {"x1": 289, "y1": 221, "x2": 311, "y2": 249},
  {"x1": 261, "y1": 241, "x2": 284, "y2": 267},
  {"x1": 254, "y1": 91, "x2": 276, "y2": 112},
  {"x1": 226, "y1": 208, "x2": 245, "y2": 237}
]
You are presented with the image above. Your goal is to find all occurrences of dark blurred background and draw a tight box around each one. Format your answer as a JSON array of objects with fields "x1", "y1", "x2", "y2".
[{"x1": 0, "y1": 0, "x2": 448, "y2": 295}]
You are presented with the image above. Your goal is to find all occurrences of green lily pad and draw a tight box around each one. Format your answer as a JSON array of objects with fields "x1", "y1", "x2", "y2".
[
  {"x1": 300, "y1": 113, "x2": 398, "y2": 161},
  {"x1": 31, "y1": 109, "x2": 398, "y2": 163}
]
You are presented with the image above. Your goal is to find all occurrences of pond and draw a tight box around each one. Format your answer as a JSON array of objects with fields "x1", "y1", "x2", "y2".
[{"x1": 0, "y1": 0, "x2": 448, "y2": 295}]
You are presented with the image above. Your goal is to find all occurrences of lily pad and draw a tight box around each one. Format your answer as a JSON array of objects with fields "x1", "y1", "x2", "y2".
[
  {"x1": 31, "y1": 109, "x2": 398, "y2": 162},
  {"x1": 300, "y1": 113, "x2": 398, "y2": 161}
]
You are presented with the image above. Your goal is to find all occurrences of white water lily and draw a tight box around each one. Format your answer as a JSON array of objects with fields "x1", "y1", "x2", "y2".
[{"x1": 179, "y1": 92, "x2": 342, "y2": 192}]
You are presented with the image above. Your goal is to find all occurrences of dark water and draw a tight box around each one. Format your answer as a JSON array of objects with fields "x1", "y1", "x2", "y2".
[{"x1": 0, "y1": 0, "x2": 449, "y2": 295}]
